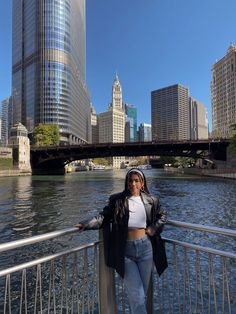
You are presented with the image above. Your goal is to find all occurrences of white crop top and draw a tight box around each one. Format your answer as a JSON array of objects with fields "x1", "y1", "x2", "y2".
[{"x1": 128, "y1": 196, "x2": 147, "y2": 228}]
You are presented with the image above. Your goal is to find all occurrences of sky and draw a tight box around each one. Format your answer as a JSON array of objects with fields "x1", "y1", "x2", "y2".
[{"x1": 1, "y1": 0, "x2": 236, "y2": 131}]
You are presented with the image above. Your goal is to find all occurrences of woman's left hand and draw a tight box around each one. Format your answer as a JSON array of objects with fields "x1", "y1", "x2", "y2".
[
  {"x1": 74, "y1": 223, "x2": 85, "y2": 232},
  {"x1": 145, "y1": 226, "x2": 156, "y2": 236}
]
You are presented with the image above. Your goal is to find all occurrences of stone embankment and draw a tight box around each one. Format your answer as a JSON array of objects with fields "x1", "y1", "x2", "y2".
[
  {"x1": 165, "y1": 167, "x2": 236, "y2": 179},
  {"x1": 0, "y1": 170, "x2": 32, "y2": 177}
]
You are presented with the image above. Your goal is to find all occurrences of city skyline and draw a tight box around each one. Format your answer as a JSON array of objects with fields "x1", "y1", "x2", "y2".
[{"x1": 1, "y1": 0, "x2": 236, "y2": 131}]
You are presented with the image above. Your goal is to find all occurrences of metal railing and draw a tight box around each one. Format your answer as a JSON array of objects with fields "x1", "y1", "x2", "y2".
[{"x1": 0, "y1": 221, "x2": 235, "y2": 313}]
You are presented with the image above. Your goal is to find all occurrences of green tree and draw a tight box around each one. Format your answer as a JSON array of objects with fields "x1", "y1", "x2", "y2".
[
  {"x1": 229, "y1": 123, "x2": 236, "y2": 154},
  {"x1": 135, "y1": 157, "x2": 146, "y2": 165},
  {"x1": 174, "y1": 157, "x2": 196, "y2": 168},
  {"x1": 159, "y1": 156, "x2": 176, "y2": 166},
  {"x1": 93, "y1": 158, "x2": 109, "y2": 166},
  {"x1": 32, "y1": 124, "x2": 60, "y2": 146}
]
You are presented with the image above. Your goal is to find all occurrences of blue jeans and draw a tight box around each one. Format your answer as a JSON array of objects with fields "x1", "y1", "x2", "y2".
[{"x1": 124, "y1": 235, "x2": 153, "y2": 314}]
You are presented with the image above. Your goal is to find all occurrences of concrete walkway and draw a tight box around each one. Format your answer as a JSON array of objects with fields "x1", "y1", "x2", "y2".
[{"x1": 165, "y1": 167, "x2": 236, "y2": 179}]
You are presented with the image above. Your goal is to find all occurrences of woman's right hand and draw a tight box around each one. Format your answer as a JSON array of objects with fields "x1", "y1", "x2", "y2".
[{"x1": 74, "y1": 223, "x2": 85, "y2": 232}]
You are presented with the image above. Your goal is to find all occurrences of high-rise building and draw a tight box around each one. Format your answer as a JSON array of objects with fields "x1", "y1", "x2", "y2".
[
  {"x1": 189, "y1": 97, "x2": 208, "y2": 140},
  {"x1": 12, "y1": 0, "x2": 91, "y2": 144},
  {"x1": 151, "y1": 84, "x2": 190, "y2": 141},
  {"x1": 211, "y1": 43, "x2": 236, "y2": 138},
  {"x1": 90, "y1": 104, "x2": 99, "y2": 143},
  {"x1": 0, "y1": 117, "x2": 1, "y2": 144},
  {"x1": 138, "y1": 123, "x2": 152, "y2": 142},
  {"x1": 125, "y1": 104, "x2": 137, "y2": 142},
  {"x1": 98, "y1": 75, "x2": 125, "y2": 168},
  {"x1": 1, "y1": 97, "x2": 13, "y2": 146}
]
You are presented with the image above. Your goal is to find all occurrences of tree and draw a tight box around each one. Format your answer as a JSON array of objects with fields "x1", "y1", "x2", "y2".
[
  {"x1": 32, "y1": 124, "x2": 60, "y2": 146},
  {"x1": 229, "y1": 123, "x2": 236, "y2": 154},
  {"x1": 174, "y1": 156, "x2": 196, "y2": 168},
  {"x1": 159, "y1": 156, "x2": 176, "y2": 166},
  {"x1": 93, "y1": 158, "x2": 109, "y2": 166}
]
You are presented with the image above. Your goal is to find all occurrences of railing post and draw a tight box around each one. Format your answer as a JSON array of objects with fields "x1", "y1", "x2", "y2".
[{"x1": 99, "y1": 230, "x2": 117, "y2": 314}]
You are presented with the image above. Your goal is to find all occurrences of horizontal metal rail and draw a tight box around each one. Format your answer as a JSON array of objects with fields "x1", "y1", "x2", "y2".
[
  {"x1": 0, "y1": 241, "x2": 99, "y2": 277},
  {"x1": 163, "y1": 237, "x2": 236, "y2": 259},
  {"x1": 0, "y1": 222, "x2": 235, "y2": 314},
  {"x1": 0, "y1": 242, "x2": 99, "y2": 314},
  {"x1": 0, "y1": 227, "x2": 79, "y2": 253},
  {"x1": 0, "y1": 237, "x2": 234, "y2": 277},
  {"x1": 0, "y1": 220, "x2": 235, "y2": 255},
  {"x1": 167, "y1": 219, "x2": 236, "y2": 237}
]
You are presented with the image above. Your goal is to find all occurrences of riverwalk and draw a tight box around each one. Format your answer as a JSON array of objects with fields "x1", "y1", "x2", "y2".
[{"x1": 164, "y1": 166, "x2": 236, "y2": 179}]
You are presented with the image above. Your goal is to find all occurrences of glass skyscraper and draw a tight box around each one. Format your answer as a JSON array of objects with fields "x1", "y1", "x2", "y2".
[
  {"x1": 12, "y1": 0, "x2": 91, "y2": 144},
  {"x1": 138, "y1": 123, "x2": 152, "y2": 142},
  {"x1": 125, "y1": 104, "x2": 137, "y2": 142},
  {"x1": 1, "y1": 97, "x2": 13, "y2": 145}
]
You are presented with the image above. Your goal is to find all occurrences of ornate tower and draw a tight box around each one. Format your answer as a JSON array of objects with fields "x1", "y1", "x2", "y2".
[
  {"x1": 98, "y1": 74, "x2": 125, "y2": 168},
  {"x1": 112, "y1": 74, "x2": 123, "y2": 109},
  {"x1": 8, "y1": 123, "x2": 31, "y2": 172}
]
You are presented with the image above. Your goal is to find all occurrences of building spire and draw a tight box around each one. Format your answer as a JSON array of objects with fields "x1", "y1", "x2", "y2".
[
  {"x1": 112, "y1": 73, "x2": 122, "y2": 109},
  {"x1": 115, "y1": 72, "x2": 119, "y2": 82},
  {"x1": 227, "y1": 42, "x2": 236, "y2": 53}
]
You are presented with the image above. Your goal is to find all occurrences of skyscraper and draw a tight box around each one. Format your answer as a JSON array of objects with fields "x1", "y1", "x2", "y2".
[
  {"x1": 211, "y1": 44, "x2": 236, "y2": 138},
  {"x1": 189, "y1": 97, "x2": 208, "y2": 140},
  {"x1": 1, "y1": 97, "x2": 13, "y2": 146},
  {"x1": 90, "y1": 104, "x2": 99, "y2": 143},
  {"x1": 12, "y1": 0, "x2": 91, "y2": 144},
  {"x1": 151, "y1": 84, "x2": 190, "y2": 141},
  {"x1": 125, "y1": 104, "x2": 137, "y2": 142},
  {"x1": 98, "y1": 75, "x2": 125, "y2": 168},
  {"x1": 138, "y1": 123, "x2": 152, "y2": 142}
]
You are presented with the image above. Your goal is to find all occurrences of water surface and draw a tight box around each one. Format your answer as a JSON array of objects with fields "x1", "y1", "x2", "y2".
[{"x1": 0, "y1": 169, "x2": 235, "y2": 266}]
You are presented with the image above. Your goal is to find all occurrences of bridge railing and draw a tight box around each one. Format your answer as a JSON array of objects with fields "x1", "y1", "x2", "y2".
[{"x1": 0, "y1": 221, "x2": 235, "y2": 313}]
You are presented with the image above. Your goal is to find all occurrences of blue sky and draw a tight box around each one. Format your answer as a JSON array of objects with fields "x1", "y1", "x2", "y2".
[{"x1": 1, "y1": 0, "x2": 236, "y2": 131}]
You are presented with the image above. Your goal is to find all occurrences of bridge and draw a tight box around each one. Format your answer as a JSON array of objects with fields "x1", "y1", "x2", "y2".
[{"x1": 30, "y1": 139, "x2": 230, "y2": 174}]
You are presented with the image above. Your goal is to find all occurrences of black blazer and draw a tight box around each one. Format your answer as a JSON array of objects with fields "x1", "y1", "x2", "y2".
[{"x1": 83, "y1": 191, "x2": 168, "y2": 278}]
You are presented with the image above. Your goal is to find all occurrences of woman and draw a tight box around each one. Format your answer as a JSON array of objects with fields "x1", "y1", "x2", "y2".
[{"x1": 75, "y1": 168, "x2": 167, "y2": 314}]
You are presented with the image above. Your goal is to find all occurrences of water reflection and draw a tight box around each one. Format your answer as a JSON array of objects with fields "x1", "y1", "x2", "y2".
[
  {"x1": 10, "y1": 176, "x2": 35, "y2": 234},
  {"x1": 0, "y1": 169, "x2": 235, "y2": 257}
]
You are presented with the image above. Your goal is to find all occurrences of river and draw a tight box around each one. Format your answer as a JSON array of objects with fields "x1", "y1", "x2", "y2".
[
  {"x1": 0, "y1": 169, "x2": 235, "y2": 313},
  {"x1": 0, "y1": 169, "x2": 235, "y2": 265}
]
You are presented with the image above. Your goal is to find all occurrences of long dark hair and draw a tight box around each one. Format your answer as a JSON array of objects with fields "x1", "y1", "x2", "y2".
[
  {"x1": 113, "y1": 168, "x2": 150, "y2": 224},
  {"x1": 124, "y1": 168, "x2": 150, "y2": 194}
]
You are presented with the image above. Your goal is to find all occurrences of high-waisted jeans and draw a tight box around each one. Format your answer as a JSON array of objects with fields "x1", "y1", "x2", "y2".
[{"x1": 124, "y1": 235, "x2": 153, "y2": 314}]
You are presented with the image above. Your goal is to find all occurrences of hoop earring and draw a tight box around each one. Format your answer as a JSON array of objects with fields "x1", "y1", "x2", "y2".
[{"x1": 141, "y1": 187, "x2": 145, "y2": 192}]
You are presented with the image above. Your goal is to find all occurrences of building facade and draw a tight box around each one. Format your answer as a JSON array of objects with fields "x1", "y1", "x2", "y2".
[
  {"x1": 12, "y1": 0, "x2": 91, "y2": 144},
  {"x1": 151, "y1": 84, "x2": 190, "y2": 141},
  {"x1": 90, "y1": 104, "x2": 99, "y2": 143},
  {"x1": 125, "y1": 104, "x2": 137, "y2": 142},
  {"x1": 138, "y1": 123, "x2": 152, "y2": 142},
  {"x1": 98, "y1": 75, "x2": 125, "y2": 168},
  {"x1": 189, "y1": 97, "x2": 208, "y2": 140},
  {"x1": 1, "y1": 97, "x2": 13, "y2": 146},
  {"x1": 211, "y1": 43, "x2": 236, "y2": 138}
]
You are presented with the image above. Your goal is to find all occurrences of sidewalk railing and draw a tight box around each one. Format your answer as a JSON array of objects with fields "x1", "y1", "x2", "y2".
[{"x1": 0, "y1": 221, "x2": 235, "y2": 313}]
